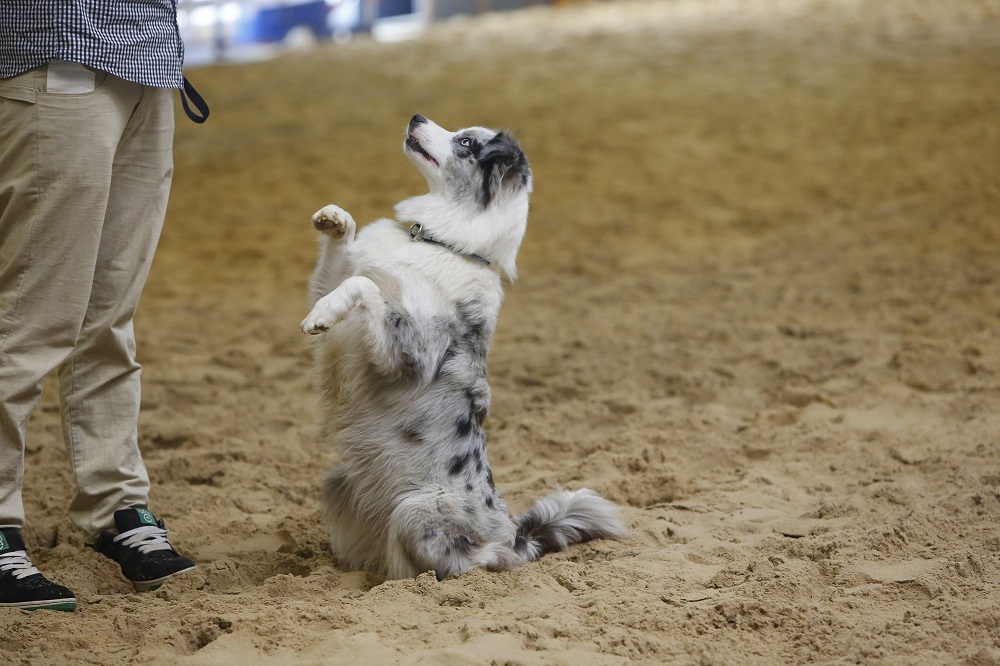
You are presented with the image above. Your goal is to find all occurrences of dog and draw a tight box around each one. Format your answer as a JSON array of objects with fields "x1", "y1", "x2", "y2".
[{"x1": 301, "y1": 115, "x2": 626, "y2": 580}]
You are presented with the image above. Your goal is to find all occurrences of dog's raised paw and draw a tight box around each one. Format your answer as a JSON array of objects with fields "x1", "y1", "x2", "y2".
[
  {"x1": 301, "y1": 289, "x2": 354, "y2": 335},
  {"x1": 312, "y1": 205, "x2": 356, "y2": 240},
  {"x1": 300, "y1": 314, "x2": 329, "y2": 335}
]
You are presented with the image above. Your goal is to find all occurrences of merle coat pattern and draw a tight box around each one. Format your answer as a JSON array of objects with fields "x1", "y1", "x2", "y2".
[{"x1": 301, "y1": 115, "x2": 626, "y2": 579}]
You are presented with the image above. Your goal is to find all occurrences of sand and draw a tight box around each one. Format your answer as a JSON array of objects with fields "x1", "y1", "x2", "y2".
[{"x1": 4, "y1": 0, "x2": 1000, "y2": 663}]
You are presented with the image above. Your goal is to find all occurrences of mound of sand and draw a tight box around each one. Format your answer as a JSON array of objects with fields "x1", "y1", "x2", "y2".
[{"x1": 5, "y1": 0, "x2": 1000, "y2": 663}]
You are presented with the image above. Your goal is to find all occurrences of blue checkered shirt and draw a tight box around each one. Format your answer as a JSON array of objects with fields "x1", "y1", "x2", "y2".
[{"x1": 0, "y1": 0, "x2": 184, "y2": 88}]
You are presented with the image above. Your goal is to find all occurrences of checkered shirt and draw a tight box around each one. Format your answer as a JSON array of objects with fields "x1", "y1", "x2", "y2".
[{"x1": 0, "y1": 0, "x2": 185, "y2": 88}]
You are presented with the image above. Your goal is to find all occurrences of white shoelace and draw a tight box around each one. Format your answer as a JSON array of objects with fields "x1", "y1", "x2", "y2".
[
  {"x1": 0, "y1": 550, "x2": 41, "y2": 580},
  {"x1": 113, "y1": 525, "x2": 173, "y2": 554}
]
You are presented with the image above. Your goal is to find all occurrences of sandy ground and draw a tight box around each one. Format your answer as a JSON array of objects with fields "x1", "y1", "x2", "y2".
[{"x1": 4, "y1": 0, "x2": 1000, "y2": 663}]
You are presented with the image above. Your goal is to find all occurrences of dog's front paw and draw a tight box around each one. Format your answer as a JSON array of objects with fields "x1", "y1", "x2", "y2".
[
  {"x1": 300, "y1": 291, "x2": 350, "y2": 335},
  {"x1": 312, "y1": 205, "x2": 356, "y2": 240},
  {"x1": 300, "y1": 309, "x2": 333, "y2": 335},
  {"x1": 301, "y1": 307, "x2": 336, "y2": 335},
  {"x1": 301, "y1": 316, "x2": 328, "y2": 335},
  {"x1": 301, "y1": 276, "x2": 379, "y2": 336}
]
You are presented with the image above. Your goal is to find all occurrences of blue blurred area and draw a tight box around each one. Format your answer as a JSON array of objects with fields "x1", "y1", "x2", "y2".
[
  {"x1": 376, "y1": 0, "x2": 413, "y2": 19},
  {"x1": 236, "y1": 1, "x2": 332, "y2": 43},
  {"x1": 232, "y1": 0, "x2": 421, "y2": 44},
  {"x1": 179, "y1": 0, "x2": 547, "y2": 64}
]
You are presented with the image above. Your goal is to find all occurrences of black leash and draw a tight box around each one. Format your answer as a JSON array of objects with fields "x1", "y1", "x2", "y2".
[
  {"x1": 180, "y1": 76, "x2": 209, "y2": 124},
  {"x1": 409, "y1": 224, "x2": 490, "y2": 266}
]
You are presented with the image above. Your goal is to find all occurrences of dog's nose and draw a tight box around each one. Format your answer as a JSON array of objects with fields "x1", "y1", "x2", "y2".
[{"x1": 409, "y1": 114, "x2": 427, "y2": 131}]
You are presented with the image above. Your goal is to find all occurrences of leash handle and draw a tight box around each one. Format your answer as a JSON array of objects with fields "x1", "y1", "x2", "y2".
[{"x1": 180, "y1": 76, "x2": 209, "y2": 124}]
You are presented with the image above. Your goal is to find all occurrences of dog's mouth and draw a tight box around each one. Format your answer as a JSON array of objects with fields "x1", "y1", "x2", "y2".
[{"x1": 406, "y1": 137, "x2": 438, "y2": 167}]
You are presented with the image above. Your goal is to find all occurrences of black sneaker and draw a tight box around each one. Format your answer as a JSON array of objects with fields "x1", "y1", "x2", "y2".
[
  {"x1": 0, "y1": 527, "x2": 77, "y2": 611},
  {"x1": 89, "y1": 507, "x2": 196, "y2": 592}
]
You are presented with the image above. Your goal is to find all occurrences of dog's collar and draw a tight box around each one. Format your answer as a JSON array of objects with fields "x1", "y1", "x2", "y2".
[{"x1": 408, "y1": 224, "x2": 491, "y2": 266}]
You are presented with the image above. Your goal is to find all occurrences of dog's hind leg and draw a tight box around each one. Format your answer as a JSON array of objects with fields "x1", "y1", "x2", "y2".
[
  {"x1": 385, "y1": 489, "x2": 521, "y2": 580},
  {"x1": 309, "y1": 204, "x2": 357, "y2": 307},
  {"x1": 320, "y1": 466, "x2": 382, "y2": 572}
]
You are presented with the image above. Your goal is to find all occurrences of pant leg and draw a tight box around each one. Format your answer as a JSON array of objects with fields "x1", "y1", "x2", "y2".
[
  {"x1": 58, "y1": 83, "x2": 175, "y2": 540},
  {"x1": 0, "y1": 66, "x2": 125, "y2": 529}
]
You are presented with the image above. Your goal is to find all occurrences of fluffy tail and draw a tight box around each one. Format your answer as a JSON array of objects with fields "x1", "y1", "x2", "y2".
[{"x1": 513, "y1": 488, "x2": 627, "y2": 562}]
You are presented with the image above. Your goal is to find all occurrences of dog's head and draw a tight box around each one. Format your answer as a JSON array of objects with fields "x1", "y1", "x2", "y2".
[
  {"x1": 404, "y1": 115, "x2": 532, "y2": 209},
  {"x1": 398, "y1": 115, "x2": 532, "y2": 281}
]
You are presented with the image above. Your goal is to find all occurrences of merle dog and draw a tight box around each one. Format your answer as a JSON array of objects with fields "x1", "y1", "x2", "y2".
[{"x1": 301, "y1": 115, "x2": 626, "y2": 579}]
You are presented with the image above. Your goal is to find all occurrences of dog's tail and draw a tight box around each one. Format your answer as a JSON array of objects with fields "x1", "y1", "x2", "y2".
[{"x1": 512, "y1": 488, "x2": 627, "y2": 563}]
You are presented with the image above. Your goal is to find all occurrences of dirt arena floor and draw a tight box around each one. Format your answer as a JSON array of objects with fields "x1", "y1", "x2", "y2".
[{"x1": 4, "y1": 0, "x2": 1000, "y2": 663}]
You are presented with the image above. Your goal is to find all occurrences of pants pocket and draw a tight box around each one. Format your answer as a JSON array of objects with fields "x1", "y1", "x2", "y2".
[{"x1": 0, "y1": 68, "x2": 40, "y2": 104}]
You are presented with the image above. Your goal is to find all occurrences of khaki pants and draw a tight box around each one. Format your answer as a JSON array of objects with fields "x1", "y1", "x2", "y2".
[{"x1": 0, "y1": 64, "x2": 174, "y2": 540}]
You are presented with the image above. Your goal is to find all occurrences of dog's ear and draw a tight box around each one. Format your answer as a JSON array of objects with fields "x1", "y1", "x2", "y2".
[{"x1": 477, "y1": 132, "x2": 531, "y2": 207}]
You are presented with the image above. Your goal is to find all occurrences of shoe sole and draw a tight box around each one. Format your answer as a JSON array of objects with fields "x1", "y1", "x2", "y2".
[
  {"x1": 131, "y1": 564, "x2": 197, "y2": 593},
  {"x1": 0, "y1": 598, "x2": 77, "y2": 611}
]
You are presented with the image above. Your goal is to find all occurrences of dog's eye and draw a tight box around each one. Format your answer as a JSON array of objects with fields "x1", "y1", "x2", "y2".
[{"x1": 460, "y1": 138, "x2": 473, "y2": 147}]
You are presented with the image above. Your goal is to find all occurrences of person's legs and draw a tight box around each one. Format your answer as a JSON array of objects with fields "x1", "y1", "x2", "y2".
[
  {"x1": 0, "y1": 66, "x2": 193, "y2": 601},
  {"x1": 70, "y1": 83, "x2": 197, "y2": 591},
  {"x1": 58, "y1": 82, "x2": 175, "y2": 540},
  {"x1": 0, "y1": 65, "x2": 124, "y2": 532}
]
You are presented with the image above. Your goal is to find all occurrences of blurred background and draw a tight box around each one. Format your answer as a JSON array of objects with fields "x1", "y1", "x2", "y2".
[{"x1": 179, "y1": 0, "x2": 552, "y2": 63}]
